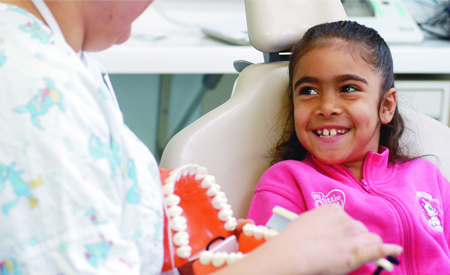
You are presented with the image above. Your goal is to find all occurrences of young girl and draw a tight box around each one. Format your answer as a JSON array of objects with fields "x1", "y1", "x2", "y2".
[{"x1": 247, "y1": 20, "x2": 450, "y2": 274}]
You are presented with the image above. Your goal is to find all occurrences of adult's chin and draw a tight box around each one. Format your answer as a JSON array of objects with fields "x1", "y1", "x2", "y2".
[{"x1": 115, "y1": 30, "x2": 132, "y2": 45}]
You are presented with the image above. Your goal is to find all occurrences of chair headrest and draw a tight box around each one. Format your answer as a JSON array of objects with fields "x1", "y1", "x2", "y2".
[{"x1": 245, "y1": 0, "x2": 348, "y2": 53}]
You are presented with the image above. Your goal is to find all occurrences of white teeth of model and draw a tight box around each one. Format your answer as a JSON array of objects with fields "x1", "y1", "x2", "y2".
[
  {"x1": 162, "y1": 183, "x2": 175, "y2": 195},
  {"x1": 173, "y1": 231, "x2": 190, "y2": 246},
  {"x1": 201, "y1": 175, "x2": 215, "y2": 189},
  {"x1": 253, "y1": 225, "x2": 266, "y2": 240},
  {"x1": 323, "y1": 129, "x2": 330, "y2": 136},
  {"x1": 164, "y1": 175, "x2": 176, "y2": 185},
  {"x1": 224, "y1": 217, "x2": 237, "y2": 231},
  {"x1": 243, "y1": 223, "x2": 255, "y2": 236},
  {"x1": 317, "y1": 129, "x2": 323, "y2": 135},
  {"x1": 218, "y1": 205, "x2": 233, "y2": 221},
  {"x1": 168, "y1": 205, "x2": 183, "y2": 217},
  {"x1": 264, "y1": 228, "x2": 279, "y2": 240},
  {"x1": 173, "y1": 164, "x2": 192, "y2": 176},
  {"x1": 226, "y1": 252, "x2": 244, "y2": 265},
  {"x1": 165, "y1": 194, "x2": 181, "y2": 207},
  {"x1": 212, "y1": 252, "x2": 228, "y2": 267},
  {"x1": 207, "y1": 184, "x2": 221, "y2": 196},
  {"x1": 170, "y1": 215, "x2": 187, "y2": 231},
  {"x1": 242, "y1": 223, "x2": 279, "y2": 240},
  {"x1": 330, "y1": 129, "x2": 337, "y2": 136},
  {"x1": 200, "y1": 251, "x2": 213, "y2": 265},
  {"x1": 212, "y1": 192, "x2": 228, "y2": 209},
  {"x1": 188, "y1": 165, "x2": 198, "y2": 176},
  {"x1": 225, "y1": 253, "x2": 238, "y2": 266},
  {"x1": 195, "y1": 166, "x2": 208, "y2": 180},
  {"x1": 182, "y1": 169, "x2": 189, "y2": 177},
  {"x1": 176, "y1": 245, "x2": 192, "y2": 259}
]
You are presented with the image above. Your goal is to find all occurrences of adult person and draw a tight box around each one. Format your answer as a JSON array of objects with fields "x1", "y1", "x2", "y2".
[{"x1": 0, "y1": 0, "x2": 402, "y2": 274}]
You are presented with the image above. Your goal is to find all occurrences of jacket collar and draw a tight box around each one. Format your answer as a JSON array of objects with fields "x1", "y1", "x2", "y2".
[{"x1": 306, "y1": 146, "x2": 396, "y2": 183}]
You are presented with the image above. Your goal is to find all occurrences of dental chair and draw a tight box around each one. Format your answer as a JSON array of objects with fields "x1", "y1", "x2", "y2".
[{"x1": 159, "y1": 0, "x2": 450, "y2": 219}]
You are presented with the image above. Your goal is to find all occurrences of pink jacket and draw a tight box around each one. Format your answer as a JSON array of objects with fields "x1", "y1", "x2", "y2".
[{"x1": 248, "y1": 147, "x2": 450, "y2": 274}]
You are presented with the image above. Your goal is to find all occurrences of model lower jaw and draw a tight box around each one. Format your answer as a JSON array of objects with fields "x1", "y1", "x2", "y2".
[
  {"x1": 196, "y1": 223, "x2": 279, "y2": 269},
  {"x1": 242, "y1": 223, "x2": 278, "y2": 240},
  {"x1": 199, "y1": 251, "x2": 245, "y2": 267}
]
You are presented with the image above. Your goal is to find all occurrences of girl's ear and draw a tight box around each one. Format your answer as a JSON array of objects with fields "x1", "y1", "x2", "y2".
[{"x1": 380, "y1": 88, "x2": 397, "y2": 124}]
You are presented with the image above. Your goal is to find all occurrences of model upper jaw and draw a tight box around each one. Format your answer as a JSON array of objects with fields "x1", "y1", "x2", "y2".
[{"x1": 314, "y1": 128, "x2": 349, "y2": 138}]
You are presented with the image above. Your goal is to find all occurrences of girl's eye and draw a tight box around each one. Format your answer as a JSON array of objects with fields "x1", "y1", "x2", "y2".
[
  {"x1": 299, "y1": 87, "x2": 318, "y2": 95},
  {"x1": 341, "y1": 86, "x2": 358, "y2": 93}
]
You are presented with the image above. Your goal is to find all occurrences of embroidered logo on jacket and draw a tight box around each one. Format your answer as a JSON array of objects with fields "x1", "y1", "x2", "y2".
[
  {"x1": 416, "y1": 191, "x2": 443, "y2": 231},
  {"x1": 311, "y1": 189, "x2": 346, "y2": 208}
]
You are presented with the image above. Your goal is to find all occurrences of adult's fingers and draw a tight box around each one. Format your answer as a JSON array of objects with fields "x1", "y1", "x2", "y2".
[{"x1": 355, "y1": 243, "x2": 403, "y2": 268}]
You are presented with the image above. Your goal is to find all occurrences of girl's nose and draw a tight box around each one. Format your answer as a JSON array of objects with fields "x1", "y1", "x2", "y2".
[{"x1": 315, "y1": 94, "x2": 342, "y2": 117}]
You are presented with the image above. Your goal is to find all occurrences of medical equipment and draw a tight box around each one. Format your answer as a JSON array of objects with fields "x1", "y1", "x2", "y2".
[
  {"x1": 344, "y1": 0, "x2": 424, "y2": 43},
  {"x1": 418, "y1": 0, "x2": 450, "y2": 39},
  {"x1": 200, "y1": 0, "x2": 424, "y2": 45}
]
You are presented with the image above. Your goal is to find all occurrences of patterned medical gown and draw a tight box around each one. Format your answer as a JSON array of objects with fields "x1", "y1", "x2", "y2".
[{"x1": 0, "y1": 3, "x2": 164, "y2": 274}]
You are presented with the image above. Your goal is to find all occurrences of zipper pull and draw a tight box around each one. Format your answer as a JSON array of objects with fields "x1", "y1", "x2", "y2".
[{"x1": 361, "y1": 179, "x2": 371, "y2": 192}]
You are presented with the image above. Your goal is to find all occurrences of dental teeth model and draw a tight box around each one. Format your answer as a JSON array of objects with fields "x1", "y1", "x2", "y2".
[
  {"x1": 160, "y1": 164, "x2": 238, "y2": 272},
  {"x1": 160, "y1": 164, "x2": 277, "y2": 275}
]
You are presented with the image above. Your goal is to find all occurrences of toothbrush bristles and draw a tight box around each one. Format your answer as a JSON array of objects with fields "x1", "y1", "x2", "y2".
[{"x1": 265, "y1": 213, "x2": 291, "y2": 231}]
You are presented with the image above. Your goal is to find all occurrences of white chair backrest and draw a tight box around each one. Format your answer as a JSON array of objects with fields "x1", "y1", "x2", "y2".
[
  {"x1": 400, "y1": 107, "x2": 450, "y2": 179},
  {"x1": 160, "y1": 62, "x2": 288, "y2": 218},
  {"x1": 246, "y1": 0, "x2": 347, "y2": 53}
]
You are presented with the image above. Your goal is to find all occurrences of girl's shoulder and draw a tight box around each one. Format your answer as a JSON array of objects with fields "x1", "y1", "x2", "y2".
[
  {"x1": 268, "y1": 158, "x2": 310, "y2": 170},
  {"x1": 395, "y1": 156, "x2": 448, "y2": 181},
  {"x1": 397, "y1": 156, "x2": 441, "y2": 170}
]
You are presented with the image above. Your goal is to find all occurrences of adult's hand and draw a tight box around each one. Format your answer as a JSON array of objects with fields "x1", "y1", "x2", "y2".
[{"x1": 213, "y1": 204, "x2": 402, "y2": 275}]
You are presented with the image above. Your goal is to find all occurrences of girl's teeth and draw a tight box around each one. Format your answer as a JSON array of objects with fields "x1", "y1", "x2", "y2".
[{"x1": 317, "y1": 128, "x2": 347, "y2": 137}]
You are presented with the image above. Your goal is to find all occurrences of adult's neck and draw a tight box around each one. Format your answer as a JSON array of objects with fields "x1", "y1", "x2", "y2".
[{"x1": 1, "y1": 0, "x2": 83, "y2": 52}]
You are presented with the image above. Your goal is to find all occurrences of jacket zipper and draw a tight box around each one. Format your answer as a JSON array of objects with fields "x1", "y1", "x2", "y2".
[
  {"x1": 337, "y1": 164, "x2": 414, "y2": 274},
  {"x1": 361, "y1": 179, "x2": 414, "y2": 275}
]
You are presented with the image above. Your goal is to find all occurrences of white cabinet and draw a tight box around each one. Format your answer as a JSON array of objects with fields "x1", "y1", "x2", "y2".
[{"x1": 395, "y1": 80, "x2": 450, "y2": 126}]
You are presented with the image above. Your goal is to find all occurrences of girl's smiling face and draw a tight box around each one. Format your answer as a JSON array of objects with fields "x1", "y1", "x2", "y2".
[{"x1": 291, "y1": 42, "x2": 396, "y2": 180}]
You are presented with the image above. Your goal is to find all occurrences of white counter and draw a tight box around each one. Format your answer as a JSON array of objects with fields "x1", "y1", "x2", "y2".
[{"x1": 91, "y1": 1, "x2": 450, "y2": 74}]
